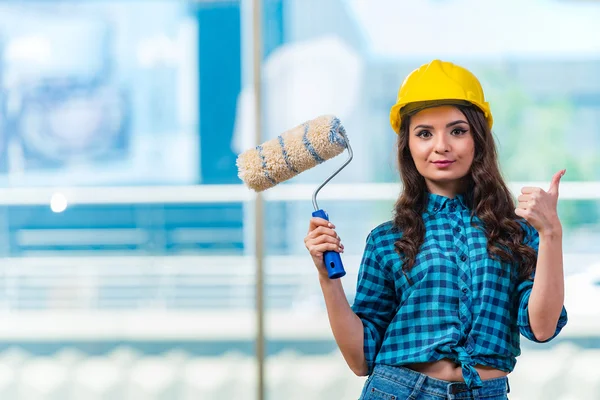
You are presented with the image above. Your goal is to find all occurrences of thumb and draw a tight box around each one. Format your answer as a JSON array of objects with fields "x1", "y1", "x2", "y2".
[{"x1": 548, "y1": 169, "x2": 566, "y2": 196}]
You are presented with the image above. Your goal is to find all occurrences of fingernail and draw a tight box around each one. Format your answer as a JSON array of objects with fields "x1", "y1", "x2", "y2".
[{"x1": 328, "y1": 223, "x2": 332, "y2": 228}]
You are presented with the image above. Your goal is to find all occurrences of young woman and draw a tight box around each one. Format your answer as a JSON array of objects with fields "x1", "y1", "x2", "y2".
[{"x1": 304, "y1": 60, "x2": 568, "y2": 399}]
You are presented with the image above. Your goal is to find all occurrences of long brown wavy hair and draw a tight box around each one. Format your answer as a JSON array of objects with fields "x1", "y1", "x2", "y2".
[{"x1": 393, "y1": 104, "x2": 536, "y2": 281}]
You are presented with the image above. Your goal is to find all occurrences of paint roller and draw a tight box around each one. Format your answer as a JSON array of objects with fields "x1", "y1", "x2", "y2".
[{"x1": 236, "y1": 114, "x2": 353, "y2": 279}]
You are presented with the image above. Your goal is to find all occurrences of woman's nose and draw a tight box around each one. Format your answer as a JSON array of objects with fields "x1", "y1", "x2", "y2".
[{"x1": 434, "y1": 134, "x2": 450, "y2": 153}]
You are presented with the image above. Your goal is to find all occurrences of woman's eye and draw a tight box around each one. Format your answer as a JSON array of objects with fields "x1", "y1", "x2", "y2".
[
  {"x1": 416, "y1": 130, "x2": 432, "y2": 138},
  {"x1": 451, "y1": 128, "x2": 468, "y2": 136}
]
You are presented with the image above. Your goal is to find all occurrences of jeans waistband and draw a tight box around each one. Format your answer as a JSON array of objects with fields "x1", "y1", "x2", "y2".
[{"x1": 372, "y1": 364, "x2": 509, "y2": 397}]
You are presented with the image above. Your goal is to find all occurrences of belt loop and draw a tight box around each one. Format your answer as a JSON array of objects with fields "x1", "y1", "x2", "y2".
[
  {"x1": 506, "y1": 377, "x2": 511, "y2": 394},
  {"x1": 446, "y1": 383, "x2": 456, "y2": 400},
  {"x1": 407, "y1": 373, "x2": 426, "y2": 400}
]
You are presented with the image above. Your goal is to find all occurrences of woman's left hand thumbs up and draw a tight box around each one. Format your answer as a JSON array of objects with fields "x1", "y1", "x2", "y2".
[{"x1": 515, "y1": 169, "x2": 566, "y2": 237}]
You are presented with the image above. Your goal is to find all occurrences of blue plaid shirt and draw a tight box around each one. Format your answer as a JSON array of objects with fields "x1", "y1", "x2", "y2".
[{"x1": 351, "y1": 193, "x2": 568, "y2": 388}]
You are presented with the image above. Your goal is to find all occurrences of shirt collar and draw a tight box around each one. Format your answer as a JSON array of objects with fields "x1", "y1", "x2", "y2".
[{"x1": 426, "y1": 192, "x2": 468, "y2": 214}]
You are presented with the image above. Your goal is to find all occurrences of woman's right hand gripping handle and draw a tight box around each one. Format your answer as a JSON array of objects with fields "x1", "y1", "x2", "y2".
[
  {"x1": 304, "y1": 217, "x2": 345, "y2": 278},
  {"x1": 304, "y1": 217, "x2": 368, "y2": 376}
]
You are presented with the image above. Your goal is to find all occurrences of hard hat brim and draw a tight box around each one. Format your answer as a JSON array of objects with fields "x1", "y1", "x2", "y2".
[{"x1": 390, "y1": 99, "x2": 493, "y2": 134}]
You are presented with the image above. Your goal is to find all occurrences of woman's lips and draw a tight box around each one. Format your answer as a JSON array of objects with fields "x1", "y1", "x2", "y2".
[{"x1": 432, "y1": 160, "x2": 455, "y2": 168}]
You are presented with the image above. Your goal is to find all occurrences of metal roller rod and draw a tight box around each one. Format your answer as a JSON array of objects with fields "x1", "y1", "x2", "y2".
[{"x1": 312, "y1": 130, "x2": 354, "y2": 211}]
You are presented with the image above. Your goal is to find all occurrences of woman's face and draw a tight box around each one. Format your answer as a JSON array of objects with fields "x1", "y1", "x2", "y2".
[{"x1": 408, "y1": 105, "x2": 475, "y2": 197}]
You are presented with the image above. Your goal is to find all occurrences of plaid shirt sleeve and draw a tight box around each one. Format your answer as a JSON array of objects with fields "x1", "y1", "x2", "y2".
[
  {"x1": 517, "y1": 221, "x2": 568, "y2": 342},
  {"x1": 351, "y1": 230, "x2": 397, "y2": 374}
]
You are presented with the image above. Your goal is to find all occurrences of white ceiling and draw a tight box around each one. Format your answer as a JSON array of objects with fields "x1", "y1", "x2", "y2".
[{"x1": 345, "y1": 0, "x2": 600, "y2": 59}]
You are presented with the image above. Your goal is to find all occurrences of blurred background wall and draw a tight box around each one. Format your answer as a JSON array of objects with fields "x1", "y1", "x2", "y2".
[{"x1": 0, "y1": 0, "x2": 597, "y2": 399}]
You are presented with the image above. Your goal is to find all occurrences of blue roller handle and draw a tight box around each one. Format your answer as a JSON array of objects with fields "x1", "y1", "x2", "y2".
[{"x1": 312, "y1": 209, "x2": 346, "y2": 279}]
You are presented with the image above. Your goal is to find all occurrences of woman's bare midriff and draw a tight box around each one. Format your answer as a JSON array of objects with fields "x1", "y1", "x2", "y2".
[{"x1": 405, "y1": 359, "x2": 508, "y2": 382}]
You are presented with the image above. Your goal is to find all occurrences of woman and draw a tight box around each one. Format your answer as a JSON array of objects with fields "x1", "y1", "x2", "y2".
[{"x1": 304, "y1": 60, "x2": 568, "y2": 399}]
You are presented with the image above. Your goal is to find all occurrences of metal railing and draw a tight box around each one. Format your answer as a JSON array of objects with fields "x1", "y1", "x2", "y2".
[{"x1": 0, "y1": 181, "x2": 598, "y2": 205}]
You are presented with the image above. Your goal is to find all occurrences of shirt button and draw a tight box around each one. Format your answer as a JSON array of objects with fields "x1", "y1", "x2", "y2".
[
  {"x1": 454, "y1": 227, "x2": 461, "y2": 233},
  {"x1": 460, "y1": 255, "x2": 467, "y2": 262},
  {"x1": 462, "y1": 287, "x2": 468, "y2": 294},
  {"x1": 433, "y1": 206, "x2": 439, "y2": 212},
  {"x1": 450, "y1": 205, "x2": 456, "y2": 212}
]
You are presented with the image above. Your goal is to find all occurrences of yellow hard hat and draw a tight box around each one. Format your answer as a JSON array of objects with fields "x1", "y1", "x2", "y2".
[{"x1": 389, "y1": 59, "x2": 493, "y2": 134}]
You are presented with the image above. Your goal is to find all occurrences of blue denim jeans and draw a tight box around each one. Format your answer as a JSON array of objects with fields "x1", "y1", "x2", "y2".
[{"x1": 359, "y1": 365, "x2": 510, "y2": 400}]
